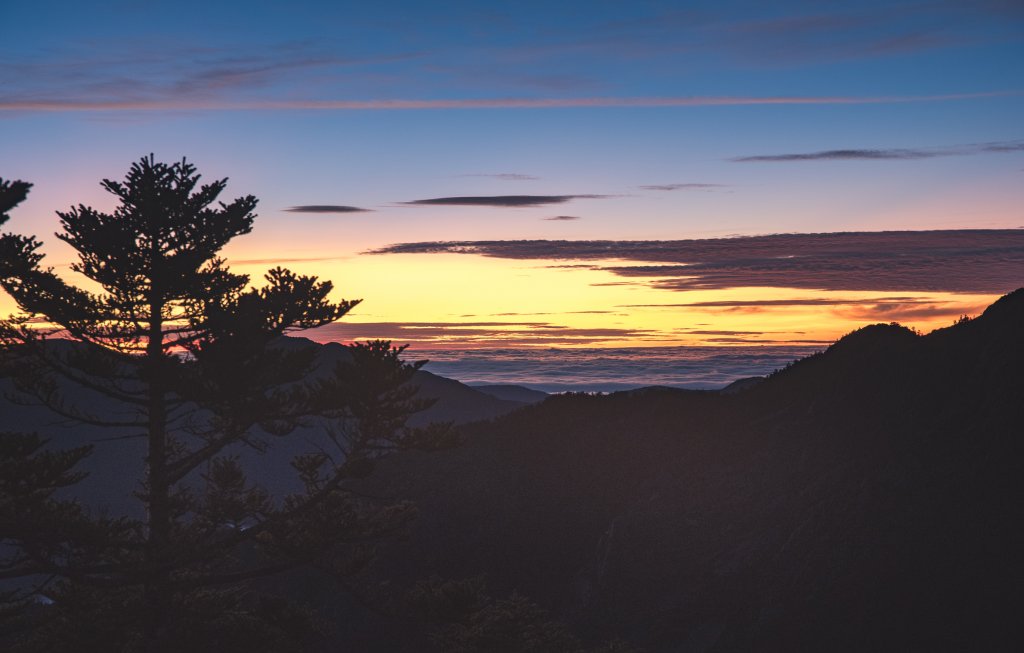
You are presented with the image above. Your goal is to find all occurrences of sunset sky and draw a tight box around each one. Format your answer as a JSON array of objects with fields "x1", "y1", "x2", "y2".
[{"x1": 2, "y1": 0, "x2": 1022, "y2": 351}]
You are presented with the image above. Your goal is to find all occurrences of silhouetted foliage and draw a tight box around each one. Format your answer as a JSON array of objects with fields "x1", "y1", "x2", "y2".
[
  {"x1": 0, "y1": 179, "x2": 32, "y2": 225},
  {"x1": 0, "y1": 159, "x2": 450, "y2": 651},
  {"x1": 0, "y1": 432, "x2": 100, "y2": 625},
  {"x1": 409, "y1": 577, "x2": 640, "y2": 653}
]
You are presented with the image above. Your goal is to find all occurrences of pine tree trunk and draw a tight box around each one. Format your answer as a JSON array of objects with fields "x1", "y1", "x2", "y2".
[{"x1": 143, "y1": 294, "x2": 170, "y2": 652}]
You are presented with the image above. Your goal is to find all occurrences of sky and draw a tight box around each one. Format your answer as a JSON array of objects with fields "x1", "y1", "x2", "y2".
[{"x1": 1, "y1": 0, "x2": 1022, "y2": 352}]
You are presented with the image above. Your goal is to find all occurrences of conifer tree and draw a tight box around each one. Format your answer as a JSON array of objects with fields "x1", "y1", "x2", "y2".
[{"x1": 0, "y1": 159, "x2": 448, "y2": 651}]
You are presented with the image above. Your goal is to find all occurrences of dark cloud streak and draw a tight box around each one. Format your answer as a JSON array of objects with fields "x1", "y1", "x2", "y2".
[
  {"x1": 460, "y1": 173, "x2": 539, "y2": 181},
  {"x1": 229, "y1": 255, "x2": 349, "y2": 266},
  {"x1": 639, "y1": 183, "x2": 726, "y2": 191},
  {"x1": 284, "y1": 205, "x2": 370, "y2": 213},
  {"x1": 627, "y1": 297, "x2": 990, "y2": 321},
  {"x1": 371, "y1": 230, "x2": 1024, "y2": 294},
  {"x1": 623, "y1": 296, "x2": 926, "y2": 308},
  {"x1": 733, "y1": 140, "x2": 1024, "y2": 162},
  {"x1": 402, "y1": 195, "x2": 609, "y2": 207}
]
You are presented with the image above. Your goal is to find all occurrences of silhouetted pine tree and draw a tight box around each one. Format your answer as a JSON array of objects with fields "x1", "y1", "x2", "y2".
[
  {"x1": 409, "y1": 577, "x2": 640, "y2": 653},
  {"x1": 0, "y1": 159, "x2": 449, "y2": 651}
]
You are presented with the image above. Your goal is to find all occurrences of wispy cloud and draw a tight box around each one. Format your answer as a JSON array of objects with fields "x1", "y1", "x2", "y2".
[
  {"x1": 459, "y1": 173, "x2": 539, "y2": 181},
  {"x1": 228, "y1": 255, "x2": 349, "y2": 266},
  {"x1": 4, "y1": 0, "x2": 1019, "y2": 123},
  {"x1": 701, "y1": 336, "x2": 833, "y2": 345},
  {"x1": 475, "y1": 3, "x2": 987, "y2": 73},
  {"x1": 168, "y1": 56, "x2": 347, "y2": 96},
  {"x1": 732, "y1": 140, "x2": 1024, "y2": 162},
  {"x1": 2, "y1": 92, "x2": 1012, "y2": 113},
  {"x1": 628, "y1": 296, "x2": 989, "y2": 321},
  {"x1": 0, "y1": 45, "x2": 423, "y2": 114},
  {"x1": 370, "y1": 230, "x2": 1024, "y2": 294},
  {"x1": 402, "y1": 195, "x2": 608, "y2": 208},
  {"x1": 490, "y1": 310, "x2": 614, "y2": 316},
  {"x1": 284, "y1": 205, "x2": 371, "y2": 213},
  {"x1": 723, "y1": 11, "x2": 960, "y2": 64},
  {"x1": 638, "y1": 183, "x2": 726, "y2": 191},
  {"x1": 544, "y1": 215, "x2": 582, "y2": 221},
  {"x1": 679, "y1": 329, "x2": 791, "y2": 336},
  {"x1": 623, "y1": 296, "x2": 927, "y2": 308},
  {"x1": 832, "y1": 301, "x2": 988, "y2": 321},
  {"x1": 310, "y1": 320, "x2": 657, "y2": 347}
]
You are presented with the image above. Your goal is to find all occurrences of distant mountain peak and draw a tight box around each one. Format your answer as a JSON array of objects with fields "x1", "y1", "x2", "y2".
[
  {"x1": 828, "y1": 321, "x2": 919, "y2": 354},
  {"x1": 975, "y1": 286, "x2": 1024, "y2": 323}
]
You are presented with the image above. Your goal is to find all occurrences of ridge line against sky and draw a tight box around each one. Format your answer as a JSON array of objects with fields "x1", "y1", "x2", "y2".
[{"x1": 1, "y1": 91, "x2": 1017, "y2": 113}]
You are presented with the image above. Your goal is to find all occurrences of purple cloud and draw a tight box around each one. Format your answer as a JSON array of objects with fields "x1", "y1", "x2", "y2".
[
  {"x1": 638, "y1": 183, "x2": 726, "y2": 191},
  {"x1": 733, "y1": 141, "x2": 1024, "y2": 162},
  {"x1": 371, "y1": 230, "x2": 1024, "y2": 294},
  {"x1": 402, "y1": 195, "x2": 608, "y2": 208},
  {"x1": 284, "y1": 205, "x2": 370, "y2": 213},
  {"x1": 459, "y1": 173, "x2": 539, "y2": 181}
]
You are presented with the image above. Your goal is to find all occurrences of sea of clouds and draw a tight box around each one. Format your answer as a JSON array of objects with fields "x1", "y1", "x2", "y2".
[{"x1": 410, "y1": 346, "x2": 822, "y2": 393}]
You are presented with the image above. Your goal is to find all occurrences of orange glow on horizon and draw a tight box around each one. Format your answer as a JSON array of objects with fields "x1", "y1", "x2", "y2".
[
  {"x1": 238, "y1": 252, "x2": 999, "y2": 350},
  {"x1": 0, "y1": 250, "x2": 1004, "y2": 352}
]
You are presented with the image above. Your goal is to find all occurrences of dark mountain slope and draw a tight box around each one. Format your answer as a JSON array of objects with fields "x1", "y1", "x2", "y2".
[
  {"x1": 470, "y1": 384, "x2": 549, "y2": 404},
  {"x1": 262, "y1": 337, "x2": 530, "y2": 425},
  {"x1": 4, "y1": 293, "x2": 1021, "y2": 650},
  {"x1": 0, "y1": 337, "x2": 527, "y2": 515},
  {"x1": 353, "y1": 289, "x2": 1024, "y2": 652}
]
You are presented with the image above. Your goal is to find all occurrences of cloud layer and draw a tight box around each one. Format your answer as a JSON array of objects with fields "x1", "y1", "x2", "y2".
[
  {"x1": 2, "y1": 93, "x2": 1009, "y2": 113},
  {"x1": 638, "y1": 183, "x2": 726, "y2": 191},
  {"x1": 402, "y1": 195, "x2": 607, "y2": 207},
  {"x1": 733, "y1": 140, "x2": 1024, "y2": 162},
  {"x1": 371, "y1": 230, "x2": 1024, "y2": 294},
  {"x1": 460, "y1": 173, "x2": 539, "y2": 181},
  {"x1": 311, "y1": 320, "x2": 657, "y2": 347},
  {"x1": 284, "y1": 205, "x2": 370, "y2": 213},
  {"x1": 378, "y1": 345, "x2": 826, "y2": 392},
  {"x1": 4, "y1": 2, "x2": 1019, "y2": 118},
  {"x1": 624, "y1": 296, "x2": 990, "y2": 322}
]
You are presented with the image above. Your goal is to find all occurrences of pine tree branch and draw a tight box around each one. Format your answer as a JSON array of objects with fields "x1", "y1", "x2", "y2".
[
  {"x1": 4, "y1": 387, "x2": 147, "y2": 428},
  {"x1": 0, "y1": 564, "x2": 45, "y2": 581},
  {"x1": 169, "y1": 561, "x2": 300, "y2": 590},
  {"x1": 13, "y1": 335, "x2": 148, "y2": 406}
]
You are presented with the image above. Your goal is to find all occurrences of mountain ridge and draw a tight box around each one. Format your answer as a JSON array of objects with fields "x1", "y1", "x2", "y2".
[
  {"x1": 4, "y1": 290, "x2": 1021, "y2": 650},
  {"x1": 342, "y1": 288, "x2": 1024, "y2": 652}
]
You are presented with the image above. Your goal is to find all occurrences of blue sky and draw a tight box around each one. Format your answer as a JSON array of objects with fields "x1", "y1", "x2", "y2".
[
  {"x1": 6, "y1": 1, "x2": 1023, "y2": 103},
  {"x1": 2, "y1": 0, "x2": 1022, "y2": 349}
]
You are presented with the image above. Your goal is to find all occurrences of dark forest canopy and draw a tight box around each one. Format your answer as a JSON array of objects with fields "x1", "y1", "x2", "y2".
[{"x1": 0, "y1": 159, "x2": 453, "y2": 651}]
